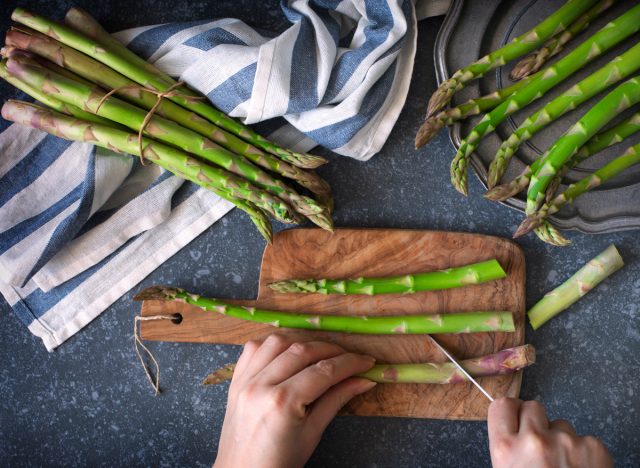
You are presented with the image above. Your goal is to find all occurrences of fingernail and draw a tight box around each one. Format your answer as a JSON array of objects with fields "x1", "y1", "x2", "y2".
[
  {"x1": 356, "y1": 380, "x2": 377, "y2": 394},
  {"x1": 362, "y1": 354, "x2": 376, "y2": 364}
]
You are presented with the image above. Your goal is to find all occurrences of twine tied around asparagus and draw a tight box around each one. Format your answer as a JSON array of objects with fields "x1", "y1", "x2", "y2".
[
  {"x1": 133, "y1": 313, "x2": 180, "y2": 395},
  {"x1": 95, "y1": 81, "x2": 203, "y2": 165}
]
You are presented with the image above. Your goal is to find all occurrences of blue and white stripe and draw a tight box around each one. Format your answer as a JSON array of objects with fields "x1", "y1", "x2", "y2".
[{"x1": 0, "y1": 0, "x2": 447, "y2": 350}]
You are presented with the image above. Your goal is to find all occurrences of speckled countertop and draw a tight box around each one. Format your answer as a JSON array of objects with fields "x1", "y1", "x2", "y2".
[{"x1": 1, "y1": 1, "x2": 638, "y2": 467}]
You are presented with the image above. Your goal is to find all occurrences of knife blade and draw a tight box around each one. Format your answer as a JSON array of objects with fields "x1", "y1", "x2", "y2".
[{"x1": 426, "y1": 334, "x2": 494, "y2": 402}]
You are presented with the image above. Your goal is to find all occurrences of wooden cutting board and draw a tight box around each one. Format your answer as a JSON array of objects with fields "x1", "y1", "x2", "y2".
[{"x1": 140, "y1": 228, "x2": 526, "y2": 420}]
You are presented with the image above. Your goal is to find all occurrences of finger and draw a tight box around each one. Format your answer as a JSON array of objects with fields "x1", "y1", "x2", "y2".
[
  {"x1": 550, "y1": 418, "x2": 577, "y2": 435},
  {"x1": 257, "y1": 341, "x2": 348, "y2": 384},
  {"x1": 234, "y1": 339, "x2": 262, "y2": 376},
  {"x1": 488, "y1": 397, "x2": 522, "y2": 441},
  {"x1": 241, "y1": 334, "x2": 296, "y2": 380},
  {"x1": 519, "y1": 400, "x2": 549, "y2": 433},
  {"x1": 306, "y1": 377, "x2": 376, "y2": 434},
  {"x1": 278, "y1": 352, "x2": 376, "y2": 407}
]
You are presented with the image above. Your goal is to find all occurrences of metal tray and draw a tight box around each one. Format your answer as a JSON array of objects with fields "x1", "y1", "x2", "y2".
[{"x1": 434, "y1": 0, "x2": 640, "y2": 234}]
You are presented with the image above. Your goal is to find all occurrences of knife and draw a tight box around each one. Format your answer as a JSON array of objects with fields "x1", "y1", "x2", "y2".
[{"x1": 426, "y1": 334, "x2": 494, "y2": 402}]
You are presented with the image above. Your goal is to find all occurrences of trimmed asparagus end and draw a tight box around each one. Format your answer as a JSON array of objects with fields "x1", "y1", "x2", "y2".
[
  {"x1": 133, "y1": 286, "x2": 182, "y2": 302},
  {"x1": 528, "y1": 244, "x2": 623, "y2": 329},
  {"x1": 203, "y1": 363, "x2": 236, "y2": 385}
]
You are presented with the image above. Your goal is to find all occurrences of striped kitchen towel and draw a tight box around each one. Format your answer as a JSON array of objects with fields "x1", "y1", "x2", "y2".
[{"x1": 0, "y1": 0, "x2": 450, "y2": 350}]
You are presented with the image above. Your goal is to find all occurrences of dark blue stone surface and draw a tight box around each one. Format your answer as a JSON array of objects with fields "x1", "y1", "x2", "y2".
[{"x1": 0, "y1": 1, "x2": 638, "y2": 466}]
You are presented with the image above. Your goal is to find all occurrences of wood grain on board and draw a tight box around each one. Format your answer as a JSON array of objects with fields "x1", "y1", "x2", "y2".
[{"x1": 140, "y1": 228, "x2": 526, "y2": 420}]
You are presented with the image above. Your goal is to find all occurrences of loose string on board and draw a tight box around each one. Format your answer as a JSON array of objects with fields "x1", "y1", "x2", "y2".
[{"x1": 133, "y1": 314, "x2": 178, "y2": 395}]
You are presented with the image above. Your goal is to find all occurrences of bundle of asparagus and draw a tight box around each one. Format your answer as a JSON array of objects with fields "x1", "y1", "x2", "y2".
[
  {"x1": 0, "y1": 8, "x2": 334, "y2": 243},
  {"x1": 416, "y1": 1, "x2": 640, "y2": 245}
]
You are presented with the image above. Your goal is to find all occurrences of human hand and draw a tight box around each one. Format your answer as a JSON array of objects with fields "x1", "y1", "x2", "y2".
[
  {"x1": 488, "y1": 397, "x2": 613, "y2": 468},
  {"x1": 214, "y1": 334, "x2": 377, "y2": 468}
]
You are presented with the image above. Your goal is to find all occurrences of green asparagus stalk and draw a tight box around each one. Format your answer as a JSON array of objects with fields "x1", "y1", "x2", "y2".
[
  {"x1": 484, "y1": 111, "x2": 640, "y2": 202},
  {"x1": 359, "y1": 344, "x2": 536, "y2": 383},
  {"x1": 1, "y1": 100, "x2": 290, "y2": 236},
  {"x1": 528, "y1": 245, "x2": 623, "y2": 329},
  {"x1": 6, "y1": 56, "x2": 336, "y2": 228},
  {"x1": 526, "y1": 77, "x2": 640, "y2": 215},
  {"x1": 517, "y1": 142, "x2": 640, "y2": 237},
  {"x1": 532, "y1": 220, "x2": 571, "y2": 247},
  {"x1": 268, "y1": 259, "x2": 506, "y2": 295},
  {"x1": 415, "y1": 71, "x2": 542, "y2": 148},
  {"x1": 134, "y1": 286, "x2": 516, "y2": 334},
  {"x1": 0, "y1": 59, "x2": 115, "y2": 127},
  {"x1": 509, "y1": 0, "x2": 617, "y2": 81},
  {"x1": 203, "y1": 345, "x2": 536, "y2": 385},
  {"x1": 425, "y1": 0, "x2": 600, "y2": 117},
  {"x1": 13, "y1": 7, "x2": 328, "y2": 170},
  {"x1": 488, "y1": 41, "x2": 640, "y2": 189},
  {"x1": 450, "y1": 4, "x2": 640, "y2": 195},
  {"x1": 4, "y1": 29, "x2": 332, "y2": 201}
]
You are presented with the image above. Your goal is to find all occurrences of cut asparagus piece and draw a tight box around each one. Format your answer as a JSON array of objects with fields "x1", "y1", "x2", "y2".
[
  {"x1": 488, "y1": 41, "x2": 640, "y2": 188},
  {"x1": 527, "y1": 77, "x2": 640, "y2": 215},
  {"x1": 268, "y1": 259, "x2": 506, "y2": 295},
  {"x1": 6, "y1": 56, "x2": 336, "y2": 229},
  {"x1": 4, "y1": 28, "x2": 332, "y2": 200},
  {"x1": 517, "y1": 142, "x2": 640, "y2": 237},
  {"x1": 12, "y1": 7, "x2": 327, "y2": 169},
  {"x1": 484, "y1": 111, "x2": 640, "y2": 202},
  {"x1": 425, "y1": 0, "x2": 600, "y2": 117},
  {"x1": 134, "y1": 286, "x2": 516, "y2": 334},
  {"x1": 1, "y1": 100, "x2": 293, "y2": 236},
  {"x1": 450, "y1": 4, "x2": 640, "y2": 195},
  {"x1": 509, "y1": 0, "x2": 617, "y2": 81},
  {"x1": 528, "y1": 245, "x2": 623, "y2": 329},
  {"x1": 203, "y1": 345, "x2": 536, "y2": 385}
]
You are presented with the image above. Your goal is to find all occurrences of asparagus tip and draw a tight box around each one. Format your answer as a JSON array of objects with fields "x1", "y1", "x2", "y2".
[
  {"x1": 509, "y1": 54, "x2": 537, "y2": 82},
  {"x1": 133, "y1": 286, "x2": 182, "y2": 302},
  {"x1": 513, "y1": 216, "x2": 540, "y2": 238},
  {"x1": 415, "y1": 116, "x2": 445, "y2": 149},
  {"x1": 484, "y1": 183, "x2": 515, "y2": 202}
]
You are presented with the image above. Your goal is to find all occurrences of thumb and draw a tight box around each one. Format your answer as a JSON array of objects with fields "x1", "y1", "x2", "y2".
[{"x1": 307, "y1": 377, "x2": 376, "y2": 431}]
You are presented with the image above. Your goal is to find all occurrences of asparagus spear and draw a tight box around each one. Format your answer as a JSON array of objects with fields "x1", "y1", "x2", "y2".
[
  {"x1": 4, "y1": 29, "x2": 332, "y2": 201},
  {"x1": 526, "y1": 77, "x2": 640, "y2": 215},
  {"x1": 532, "y1": 220, "x2": 571, "y2": 247},
  {"x1": 517, "y1": 142, "x2": 640, "y2": 237},
  {"x1": 415, "y1": 71, "x2": 542, "y2": 148},
  {"x1": 528, "y1": 245, "x2": 623, "y2": 329},
  {"x1": 12, "y1": 7, "x2": 328, "y2": 170},
  {"x1": 484, "y1": 111, "x2": 640, "y2": 202},
  {"x1": 425, "y1": 0, "x2": 600, "y2": 117},
  {"x1": 134, "y1": 286, "x2": 516, "y2": 334},
  {"x1": 509, "y1": 0, "x2": 617, "y2": 81},
  {"x1": 203, "y1": 345, "x2": 536, "y2": 385},
  {"x1": 1, "y1": 100, "x2": 295, "y2": 231},
  {"x1": 359, "y1": 344, "x2": 535, "y2": 384},
  {"x1": 450, "y1": 4, "x2": 640, "y2": 195},
  {"x1": 268, "y1": 259, "x2": 506, "y2": 295},
  {"x1": 488, "y1": 42, "x2": 640, "y2": 188},
  {"x1": 6, "y1": 56, "x2": 336, "y2": 229}
]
